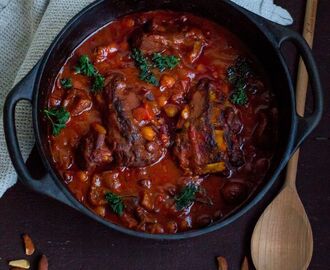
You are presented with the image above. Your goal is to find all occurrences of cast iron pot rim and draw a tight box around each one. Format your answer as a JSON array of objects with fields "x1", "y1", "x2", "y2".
[{"x1": 32, "y1": 0, "x2": 297, "y2": 240}]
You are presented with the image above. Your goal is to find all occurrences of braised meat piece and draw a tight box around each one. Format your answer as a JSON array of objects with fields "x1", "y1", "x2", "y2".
[
  {"x1": 77, "y1": 123, "x2": 113, "y2": 170},
  {"x1": 174, "y1": 78, "x2": 246, "y2": 174},
  {"x1": 62, "y1": 88, "x2": 92, "y2": 116},
  {"x1": 129, "y1": 18, "x2": 206, "y2": 64},
  {"x1": 174, "y1": 79, "x2": 226, "y2": 174},
  {"x1": 220, "y1": 107, "x2": 245, "y2": 167},
  {"x1": 104, "y1": 73, "x2": 169, "y2": 167}
]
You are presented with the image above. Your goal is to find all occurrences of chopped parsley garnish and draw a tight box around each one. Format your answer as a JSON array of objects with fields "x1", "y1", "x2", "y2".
[
  {"x1": 60, "y1": 78, "x2": 72, "y2": 89},
  {"x1": 130, "y1": 49, "x2": 180, "y2": 85},
  {"x1": 131, "y1": 48, "x2": 148, "y2": 70},
  {"x1": 230, "y1": 81, "x2": 248, "y2": 105},
  {"x1": 75, "y1": 55, "x2": 96, "y2": 77},
  {"x1": 227, "y1": 57, "x2": 252, "y2": 106},
  {"x1": 227, "y1": 66, "x2": 237, "y2": 84},
  {"x1": 175, "y1": 184, "x2": 199, "y2": 210},
  {"x1": 131, "y1": 48, "x2": 159, "y2": 86},
  {"x1": 141, "y1": 72, "x2": 159, "y2": 86},
  {"x1": 44, "y1": 107, "x2": 70, "y2": 136},
  {"x1": 152, "y1": 53, "x2": 180, "y2": 72},
  {"x1": 74, "y1": 55, "x2": 105, "y2": 92},
  {"x1": 92, "y1": 73, "x2": 105, "y2": 92},
  {"x1": 105, "y1": 192, "x2": 124, "y2": 216}
]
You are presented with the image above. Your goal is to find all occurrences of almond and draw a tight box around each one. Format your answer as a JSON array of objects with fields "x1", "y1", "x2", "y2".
[
  {"x1": 38, "y1": 254, "x2": 48, "y2": 270},
  {"x1": 22, "y1": 234, "x2": 35, "y2": 256},
  {"x1": 8, "y1": 259, "x2": 30, "y2": 269},
  {"x1": 217, "y1": 256, "x2": 228, "y2": 270}
]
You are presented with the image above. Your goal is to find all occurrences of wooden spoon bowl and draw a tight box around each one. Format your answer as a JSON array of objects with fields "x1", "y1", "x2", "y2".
[{"x1": 251, "y1": 182, "x2": 313, "y2": 270}]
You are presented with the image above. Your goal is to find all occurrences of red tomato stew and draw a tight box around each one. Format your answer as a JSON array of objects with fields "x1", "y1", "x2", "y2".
[{"x1": 45, "y1": 11, "x2": 278, "y2": 234}]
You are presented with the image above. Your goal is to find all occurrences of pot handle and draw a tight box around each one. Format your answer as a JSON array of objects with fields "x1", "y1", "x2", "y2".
[
  {"x1": 269, "y1": 23, "x2": 323, "y2": 151},
  {"x1": 3, "y1": 63, "x2": 74, "y2": 207}
]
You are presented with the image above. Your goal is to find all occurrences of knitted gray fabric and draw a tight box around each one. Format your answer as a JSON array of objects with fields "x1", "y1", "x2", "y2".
[
  {"x1": 0, "y1": 0, "x2": 292, "y2": 197},
  {"x1": 0, "y1": 0, "x2": 93, "y2": 196}
]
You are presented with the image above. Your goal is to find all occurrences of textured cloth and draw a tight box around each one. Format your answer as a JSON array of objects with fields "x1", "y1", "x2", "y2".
[
  {"x1": 0, "y1": 0, "x2": 292, "y2": 197},
  {"x1": 231, "y1": 0, "x2": 293, "y2": 25}
]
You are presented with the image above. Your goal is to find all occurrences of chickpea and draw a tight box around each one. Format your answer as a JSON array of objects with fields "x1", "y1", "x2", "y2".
[
  {"x1": 95, "y1": 206, "x2": 106, "y2": 217},
  {"x1": 160, "y1": 74, "x2": 176, "y2": 88},
  {"x1": 157, "y1": 95, "x2": 168, "y2": 107},
  {"x1": 209, "y1": 90, "x2": 217, "y2": 102},
  {"x1": 141, "y1": 126, "x2": 156, "y2": 141},
  {"x1": 164, "y1": 104, "x2": 179, "y2": 117},
  {"x1": 183, "y1": 121, "x2": 190, "y2": 129},
  {"x1": 181, "y1": 105, "x2": 190, "y2": 120},
  {"x1": 77, "y1": 171, "x2": 88, "y2": 183},
  {"x1": 166, "y1": 221, "x2": 178, "y2": 233}
]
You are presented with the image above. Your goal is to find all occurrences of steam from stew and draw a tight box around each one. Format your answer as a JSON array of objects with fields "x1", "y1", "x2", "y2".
[{"x1": 46, "y1": 11, "x2": 278, "y2": 234}]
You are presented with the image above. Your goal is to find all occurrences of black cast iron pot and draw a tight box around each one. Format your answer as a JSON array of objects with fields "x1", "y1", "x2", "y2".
[{"x1": 3, "y1": 0, "x2": 323, "y2": 240}]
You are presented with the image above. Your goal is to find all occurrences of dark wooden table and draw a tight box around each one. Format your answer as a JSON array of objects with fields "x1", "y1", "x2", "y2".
[{"x1": 1, "y1": 1, "x2": 329, "y2": 269}]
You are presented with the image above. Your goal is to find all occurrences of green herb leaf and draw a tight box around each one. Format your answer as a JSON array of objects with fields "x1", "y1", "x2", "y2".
[
  {"x1": 227, "y1": 57, "x2": 252, "y2": 106},
  {"x1": 175, "y1": 184, "x2": 199, "y2": 210},
  {"x1": 131, "y1": 48, "x2": 159, "y2": 86},
  {"x1": 105, "y1": 192, "x2": 124, "y2": 216},
  {"x1": 75, "y1": 55, "x2": 96, "y2": 77},
  {"x1": 227, "y1": 67, "x2": 237, "y2": 84},
  {"x1": 74, "y1": 55, "x2": 106, "y2": 92},
  {"x1": 44, "y1": 107, "x2": 70, "y2": 136},
  {"x1": 60, "y1": 78, "x2": 72, "y2": 89},
  {"x1": 152, "y1": 53, "x2": 180, "y2": 72},
  {"x1": 140, "y1": 72, "x2": 158, "y2": 86},
  {"x1": 92, "y1": 73, "x2": 105, "y2": 92},
  {"x1": 230, "y1": 82, "x2": 248, "y2": 105}
]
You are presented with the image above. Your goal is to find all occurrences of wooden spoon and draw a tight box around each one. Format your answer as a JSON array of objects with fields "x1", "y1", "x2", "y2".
[{"x1": 251, "y1": 1, "x2": 318, "y2": 269}]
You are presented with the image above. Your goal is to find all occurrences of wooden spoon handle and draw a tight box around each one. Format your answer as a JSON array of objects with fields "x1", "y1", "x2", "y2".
[{"x1": 285, "y1": 0, "x2": 318, "y2": 187}]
